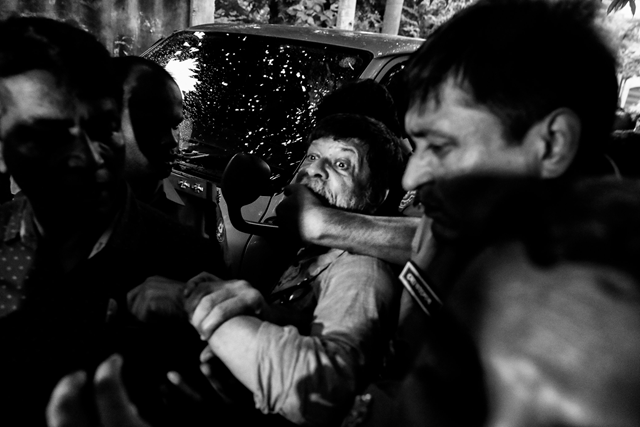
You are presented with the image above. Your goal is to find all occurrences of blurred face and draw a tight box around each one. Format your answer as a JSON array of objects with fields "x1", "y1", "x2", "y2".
[
  {"x1": 404, "y1": 80, "x2": 542, "y2": 237},
  {"x1": 123, "y1": 76, "x2": 182, "y2": 182},
  {"x1": 0, "y1": 70, "x2": 123, "y2": 217},
  {"x1": 455, "y1": 244, "x2": 640, "y2": 427},
  {"x1": 294, "y1": 137, "x2": 373, "y2": 212}
]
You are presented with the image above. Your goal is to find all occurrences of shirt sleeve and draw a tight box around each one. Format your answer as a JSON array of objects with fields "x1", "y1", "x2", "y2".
[{"x1": 253, "y1": 254, "x2": 400, "y2": 426}]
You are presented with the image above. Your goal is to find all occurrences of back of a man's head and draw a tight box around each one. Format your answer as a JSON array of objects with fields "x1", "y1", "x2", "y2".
[
  {"x1": 0, "y1": 16, "x2": 115, "y2": 102},
  {"x1": 113, "y1": 56, "x2": 176, "y2": 112},
  {"x1": 405, "y1": 0, "x2": 618, "y2": 176},
  {"x1": 315, "y1": 79, "x2": 403, "y2": 138},
  {"x1": 447, "y1": 176, "x2": 640, "y2": 426},
  {"x1": 308, "y1": 113, "x2": 407, "y2": 215}
]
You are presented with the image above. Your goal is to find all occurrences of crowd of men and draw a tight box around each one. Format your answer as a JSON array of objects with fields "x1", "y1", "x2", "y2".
[{"x1": 0, "y1": 0, "x2": 639, "y2": 426}]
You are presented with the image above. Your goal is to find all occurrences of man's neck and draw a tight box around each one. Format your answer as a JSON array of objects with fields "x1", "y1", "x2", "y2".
[{"x1": 27, "y1": 190, "x2": 124, "y2": 272}]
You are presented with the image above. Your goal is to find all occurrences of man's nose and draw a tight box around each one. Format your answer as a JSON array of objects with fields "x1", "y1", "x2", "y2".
[
  {"x1": 67, "y1": 129, "x2": 106, "y2": 169},
  {"x1": 306, "y1": 158, "x2": 329, "y2": 180},
  {"x1": 402, "y1": 148, "x2": 436, "y2": 191},
  {"x1": 86, "y1": 137, "x2": 106, "y2": 167}
]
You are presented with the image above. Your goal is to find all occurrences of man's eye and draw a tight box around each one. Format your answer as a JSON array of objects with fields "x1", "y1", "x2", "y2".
[
  {"x1": 335, "y1": 160, "x2": 349, "y2": 169},
  {"x1": 305, "y1": 154, "x2": 318, "y2": 162},
  {"x1": 428, "y1": 142, "x2": 452, "y2": 157}
]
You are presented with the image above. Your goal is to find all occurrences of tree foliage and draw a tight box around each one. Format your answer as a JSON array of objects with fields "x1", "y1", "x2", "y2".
[
  {"x1": 608, "y1": 0, "x2": 637, "y2": 16},
  {"x1": 213, "y1": 0, "x2": 637, "y2": 39},
  {"x1": 213, "y1": 0, "x2": 477, "y2": 36}
]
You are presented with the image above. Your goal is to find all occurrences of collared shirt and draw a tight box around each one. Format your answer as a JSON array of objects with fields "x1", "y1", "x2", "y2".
[
  {"x1": 0, "y1": 196, "x2": 35, "y2": 316},
  {"x1": 253, "y1": 246, "x2": 400, "y2": 426},
  {"x1": 0, "y1": 187, "x2": 222, "y2": 426},
  {"x1": 0, "y1": 196, "x2": 118, "y2": 317}
]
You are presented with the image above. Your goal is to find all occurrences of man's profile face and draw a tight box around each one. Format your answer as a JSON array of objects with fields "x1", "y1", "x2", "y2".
[
  {"x1": 294, "y1": 137, "x2": 373, "y2": 212},
  {"x1": 454, "y1": 243, "x2": 640, "y2": 427},
  {"x1": 0, "y1": 69, "x2": 123, "y2": 215},
  {"x1": 403, "y1": 79, "x2": 542, "y2": 190},
  {"x1": 123, "y1": 76, "x2": 182, "y2": 182}
]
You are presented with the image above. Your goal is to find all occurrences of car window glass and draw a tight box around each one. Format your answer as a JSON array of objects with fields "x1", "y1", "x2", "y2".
[
  {"x1": 380, "y1": 62, "x2": 409, "y2": 138},
  {"x1": 145, "y1": 31, "x2": 372, "y2": 190}
]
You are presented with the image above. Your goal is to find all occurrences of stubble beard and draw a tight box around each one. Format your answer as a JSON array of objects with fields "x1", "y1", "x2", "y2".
[{"x1": 299, "y1": 176, "x2": 372, "y2": 213}]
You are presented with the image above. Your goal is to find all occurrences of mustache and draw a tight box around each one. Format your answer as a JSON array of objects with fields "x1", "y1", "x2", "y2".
[{"x1": 297, "y1": 176, "x2": 333, "y2": 206}]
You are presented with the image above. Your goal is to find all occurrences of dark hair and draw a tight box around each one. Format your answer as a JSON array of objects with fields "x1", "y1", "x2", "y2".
[
  {"x1": 406, "y1": 0, "x2": 618, "y2": 176},
  {"x1": 0, "y1": 16, "x2": 116, "y2": 102},
  {"x1": 315, "y1": 79, "x2": 403, "y2": 138},
  {"x1": 112, "y1": 55, "x2": 177, "y2": 112},
  {"x1": 308, "y1": 113, "x2": 407, "y2": 215}
]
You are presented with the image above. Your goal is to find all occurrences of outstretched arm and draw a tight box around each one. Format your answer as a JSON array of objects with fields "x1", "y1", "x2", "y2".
[{"x1": 276, "y1": 184, "x2": 419, "y2": 265}]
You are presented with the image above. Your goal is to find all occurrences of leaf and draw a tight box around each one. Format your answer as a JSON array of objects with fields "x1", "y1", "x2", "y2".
[
  {"x1": 608, "y1": 0, "x2": 628, "y2": 14},
  {"x1": 631, "y1": 0, "x2": 636, "y2": 15}
]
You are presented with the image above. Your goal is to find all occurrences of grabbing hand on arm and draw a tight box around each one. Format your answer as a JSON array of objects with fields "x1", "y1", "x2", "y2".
[{"x1": 185, "y1": 271, "x2": 270, "y2": 341}]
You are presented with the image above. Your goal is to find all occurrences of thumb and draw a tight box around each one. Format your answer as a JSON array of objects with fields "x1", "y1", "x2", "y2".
[
  {"x1": 46, "y1": 370, "x2": 90, "y2": 427},
  {"x1": 94, "y1": 354, "x2": 148, "y2": 427}
]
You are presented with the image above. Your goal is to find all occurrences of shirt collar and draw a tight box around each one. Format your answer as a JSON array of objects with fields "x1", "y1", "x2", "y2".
[
  {"x1": 4, "y1": 191, "x2": 123, "y2": 258},
  {"x1": 3, "y1": 196, "x2": 38, "y2": 249}
]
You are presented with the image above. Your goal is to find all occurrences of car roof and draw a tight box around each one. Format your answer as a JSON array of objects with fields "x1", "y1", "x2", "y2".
[{"x1": 181, "y1": 23, "x2": 424, "y2": 58}]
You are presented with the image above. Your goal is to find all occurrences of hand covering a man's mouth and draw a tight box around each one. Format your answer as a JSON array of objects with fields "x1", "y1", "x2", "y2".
[{"x1": 298, "y1": 177, "x2": 332, "y2": 207}]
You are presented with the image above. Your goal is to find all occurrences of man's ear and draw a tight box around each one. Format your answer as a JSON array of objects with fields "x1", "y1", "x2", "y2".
[{"x1": 537, "y1": 108, "x2": 581, "y2": 178}]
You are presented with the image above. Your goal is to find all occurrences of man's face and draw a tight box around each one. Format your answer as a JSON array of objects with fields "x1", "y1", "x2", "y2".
[
  {"x1": 403, "y1": 79, "x2": 543, "y2": 240},
  {"x1": 0, "y1": 70, "x2": 123, "y2": 216},
  {"x1": 123, "y1": 77, "x2": 182, "y2": 182},
  {"x1": 294, "y1": 137, "x2": 373, "y2": 213},
  {"x1": 454, "y1": 244, "x2": 640, "y2": 427}
]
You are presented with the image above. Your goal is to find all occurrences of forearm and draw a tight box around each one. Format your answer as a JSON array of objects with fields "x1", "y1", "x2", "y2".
[
  {"x1": 308, "y1": 207, "x2": 419, "y2": 265},
  {"x1": 209, "y1": 317, "x2": 360, "y2": 425},
  {"x1": 207, "y1": 315, "x2": 262, "y2": 394}
]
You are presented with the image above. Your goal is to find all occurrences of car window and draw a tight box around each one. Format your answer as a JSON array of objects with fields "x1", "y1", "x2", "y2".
[
  {"x1": 380, "y1": 62, "x2": 409, "y2": 138},
  {"x1": 145, "y1": 31, "x2": 373, "y2": 190}
]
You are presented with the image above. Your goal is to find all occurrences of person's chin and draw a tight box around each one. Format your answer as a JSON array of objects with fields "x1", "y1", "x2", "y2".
[{"x1": 429, "y1": 217, "x2": 462, "y2": 243}]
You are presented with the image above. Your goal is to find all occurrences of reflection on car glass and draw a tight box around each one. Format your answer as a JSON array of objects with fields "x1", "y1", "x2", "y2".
[{"x1": 146, "y1": 31, "x2": 371, "y2": 188}]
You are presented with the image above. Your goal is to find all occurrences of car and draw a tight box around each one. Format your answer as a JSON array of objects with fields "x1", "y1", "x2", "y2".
[{"x1": 142, "y1": 23, "x2": 424, "y2": 284}]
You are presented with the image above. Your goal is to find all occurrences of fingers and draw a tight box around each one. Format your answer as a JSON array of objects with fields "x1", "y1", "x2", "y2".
[
  {"x1": 94, "y1": 354, "x2": 147, "y2": 427},
  {"x1": 127, "y1": 277, "x2": 187, "y2": 321},
  {"x1": 184, "y1": 271, "x2": 222, "y2": 297},
  {"x1": 46, "y1": 371, "x2": 89, "y2": 427},
  {"x1": 200, "y1": 345, "x2": 216, "y2": 363},
  {"x1": 190, "y1": 282, "x2": 262, "y2": 341},
  {"x1": 282, "y1": 183, "x2": 297, "y2": 196},
  {"x1": 194, "y1": 299, "x2": 247, "y2": 341}
]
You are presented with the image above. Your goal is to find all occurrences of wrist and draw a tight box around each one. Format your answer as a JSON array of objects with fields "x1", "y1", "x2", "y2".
[{"x1": 302, "y1": 205, "x2": 327, "y2": 243}]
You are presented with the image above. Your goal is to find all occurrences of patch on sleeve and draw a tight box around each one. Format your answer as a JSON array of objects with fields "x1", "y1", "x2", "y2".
[{"x1": 399, "y1": 261, "x2": 442, "y2": 316}]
